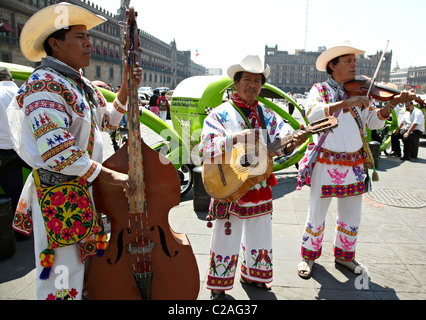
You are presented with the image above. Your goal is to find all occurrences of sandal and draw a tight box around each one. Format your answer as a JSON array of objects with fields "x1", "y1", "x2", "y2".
[
  {"x1": 335, "y1": 258, "x2": 365, "y2": 274},
  {"x1": 210, "y1": 290, "x2": 227, "y2": 300},
  {"x1": 298, "y1": 259, "x2": 314, "y2": 279},
  {"x1": 240, "y1": 277, "x2": 272, "y2": 290}
]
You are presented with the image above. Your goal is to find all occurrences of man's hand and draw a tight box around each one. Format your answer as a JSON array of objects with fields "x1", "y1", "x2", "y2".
[
  {"x1": 97, "y1": 166, "x2": 136, "y2": 198},
  {"x1": 285, "y1": 124, "x2": 309, "y2": 154},
  {"x1": 345, "y1": 96, "x2": 370, "y2": 110},
  {"x1": 232, "y1": 129, "x2": 260, "y2": 146},
  {"x1": 116, "y1": 60, "x2": 143, "y2": 106},
  {"x1": 391, "y1": 89, "x2": 417, "y2": 105}
]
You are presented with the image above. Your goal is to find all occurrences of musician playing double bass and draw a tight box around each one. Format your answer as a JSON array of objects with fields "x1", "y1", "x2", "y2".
[
  {"x1": 8, "y1": 3, "x2": 141, "y2": 300},
  {"x1": 200, "y1": 55, "x2": 308, "y2": 300},
  {"x1": 297, "y1": 41, "x2": 416, "y2": 279}
]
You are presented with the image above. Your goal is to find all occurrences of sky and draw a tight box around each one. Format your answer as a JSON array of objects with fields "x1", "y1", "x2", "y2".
[{"x1": 89, "y1": 0, "x2": 426, "y2": 72}]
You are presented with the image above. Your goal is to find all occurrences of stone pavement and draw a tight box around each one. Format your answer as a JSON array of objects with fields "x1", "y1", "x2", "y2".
[{"x1": 1, "y1": 120, "x2": 425, "y2": 300}]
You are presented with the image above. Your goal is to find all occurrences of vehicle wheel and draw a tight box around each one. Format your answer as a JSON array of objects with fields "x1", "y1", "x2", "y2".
[{"x1": 178, "y1": 164, "x2": 193, "y2": 196}]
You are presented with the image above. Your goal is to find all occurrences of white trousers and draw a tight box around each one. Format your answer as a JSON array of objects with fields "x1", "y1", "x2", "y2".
[
  {"x1": 206, "y1": 214, "x2": 273, "y2": 290},
  {"x1": 301, "y1": 164, "x2": 362, "y2": 261},
  {"x1": 159, "y1": 110, "x2": 167, "y2": 121}
]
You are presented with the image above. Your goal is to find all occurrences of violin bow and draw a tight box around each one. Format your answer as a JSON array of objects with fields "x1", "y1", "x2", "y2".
[{"x1": 367, "y1": 40, "x2": 390, "y2": 98}]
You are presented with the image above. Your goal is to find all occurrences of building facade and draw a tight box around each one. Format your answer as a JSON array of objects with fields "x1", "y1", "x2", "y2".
[
  {"x1": 0, "y1": 0, "x2": 205, "y2": 89},
  {"x1": 265, "y1": 45, "x2": 392, "y2": 95}
]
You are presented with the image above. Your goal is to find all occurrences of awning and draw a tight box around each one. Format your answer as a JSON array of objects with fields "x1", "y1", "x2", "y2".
[{"x1": 0, "y1": 19, "x2": 14, "y2": 33}]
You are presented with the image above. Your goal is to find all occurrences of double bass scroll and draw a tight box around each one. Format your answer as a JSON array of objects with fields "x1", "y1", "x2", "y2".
[{"x1": 88, "y1": 7, "x2": 199, "y2": 300}]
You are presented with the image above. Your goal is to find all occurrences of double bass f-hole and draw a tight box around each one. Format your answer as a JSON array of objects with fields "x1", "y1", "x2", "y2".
[
  {"x1": 107, "y1": 229, "x2": 125, "y2": 265},
  {"x1": 153, "y1": 225, "x2": 178, "y2": 258}
]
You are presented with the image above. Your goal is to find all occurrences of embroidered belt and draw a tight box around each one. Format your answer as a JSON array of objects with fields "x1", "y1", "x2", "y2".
[
  {"x1": 37, "y1": 168, "x2": 79, "y2": 187},
  {"x1": 317, "y1": 148, "x2": 365, "y2": 167}
]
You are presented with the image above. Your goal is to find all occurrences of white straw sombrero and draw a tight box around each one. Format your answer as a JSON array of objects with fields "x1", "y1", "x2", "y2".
[
  {"x1": 20, "y1": 2, "x2": 107, "y2": 62},
  {"x1": 316, "y1": 40, "x2": 365, "y2": 72},
  {"x1": 227, "y1": 55, "x2": 270, "y2": 80}
]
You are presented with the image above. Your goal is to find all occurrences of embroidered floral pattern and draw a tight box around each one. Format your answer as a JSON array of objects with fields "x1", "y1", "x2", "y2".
[
  {"x1": 334, "y1": 246, "x2": 355, "y2": 261},
  {"x1": 12, "y1": 198, "x2": 33, "y2": 235},
  {"x1": 318, "y1": 148, "x2": 365, "y2": 167},
  {"x1": 301, "y1": 247, "x2": 322, "y2": 260},
  {"x1": 46, "y1": 288, "x2": 78, "y2": 300},
  {"x1": 321, "y1": 181, "x2": 365, "y2": 198},
  {"x1": 36, "y1": 176, "x2": 105, "y2": 264},
  {"x1": 207, "y1": 251, "x2": 238, "y2": 289},
  {"x1": 240, "y1": 248, "x2": 273, "y2": 282}
]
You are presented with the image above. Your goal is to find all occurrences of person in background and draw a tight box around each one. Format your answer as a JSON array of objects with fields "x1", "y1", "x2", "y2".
[
  {"x1": 390, "y1": 101, "x2": 425, "y2": 160},
  {"x1": 0, "y1": 67, "x2": 31, "y2": 241},
  {"x1": 157, "y1": 90, "x2": 169, "y2": 121},
  {"x1": 149, "y1": 89, "x2": 159, "y2": 115},
  {"x1": 287, "y1": 91, "x2": 297, "y2": 115}
]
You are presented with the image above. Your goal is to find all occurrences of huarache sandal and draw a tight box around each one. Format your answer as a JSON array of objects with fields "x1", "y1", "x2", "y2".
[
  {"x1": 240, "y1": 277, "x2": 272, "y2": 290},
  {"x1": 335, "y1": 258, "x2": 365, "y2": 274},
  {"x1": 297, "y1": 259, "x2": 314, "y2": 279}
]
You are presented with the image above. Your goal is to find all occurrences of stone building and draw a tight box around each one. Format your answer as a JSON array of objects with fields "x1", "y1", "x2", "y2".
[
  {"x1": 0, "y1": 0, "x2": 205, "y2": 89},
  {"x1": 406, "y1": 66, "x2": 426, "y2": 93},
  {"x1": 264, "y1": 45, "x2": 392, "y2": 94}
]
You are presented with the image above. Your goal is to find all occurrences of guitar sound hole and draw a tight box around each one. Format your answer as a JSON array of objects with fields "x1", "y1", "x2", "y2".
[{"x1": 240, "y1": 154, "x2": 253, "y2": 167}]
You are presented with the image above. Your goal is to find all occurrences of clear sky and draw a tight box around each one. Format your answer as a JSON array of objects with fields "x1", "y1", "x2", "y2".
[{"x1": 89, "y1": 0, "x2": 426, "y2": 72}]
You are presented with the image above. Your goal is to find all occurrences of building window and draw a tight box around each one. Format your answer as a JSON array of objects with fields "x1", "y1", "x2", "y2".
[{"x1": 96, "y1": 65, "x2": 101, "y2": 78}]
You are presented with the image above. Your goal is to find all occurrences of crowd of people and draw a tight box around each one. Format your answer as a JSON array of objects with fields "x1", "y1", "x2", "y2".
[{"x1": 0, "y1": 2, "x2": 423, "y2": 300}]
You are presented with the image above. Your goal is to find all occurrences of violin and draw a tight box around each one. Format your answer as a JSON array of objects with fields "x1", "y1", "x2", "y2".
[{"x1": 344, "y1": 75, "x2": 426, "y2": 108}]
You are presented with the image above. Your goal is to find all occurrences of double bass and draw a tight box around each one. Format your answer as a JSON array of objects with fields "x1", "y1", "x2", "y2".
[{"x1": 88, "y1": 7, "x2": 199, "y2": 300}]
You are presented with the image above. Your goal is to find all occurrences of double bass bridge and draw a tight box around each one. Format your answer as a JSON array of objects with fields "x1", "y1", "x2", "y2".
[{"x1": 127, "y1": 242, "x2": 157, "y2": 255}]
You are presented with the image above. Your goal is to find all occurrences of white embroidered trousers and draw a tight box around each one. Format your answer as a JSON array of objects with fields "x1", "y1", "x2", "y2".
[
  {"x1": 206, "y1": 214, "x2": 273, "y2": 290},
  {"x1": 301, "y1": 163, "x2": 362, "y2": 261}
]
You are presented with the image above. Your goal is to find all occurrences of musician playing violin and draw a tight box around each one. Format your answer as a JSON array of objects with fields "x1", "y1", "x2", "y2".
[
  {"x1": 297, "y1": 41, "x2": 416, "y2": 279},
  {"x1": 200, "y1": 55, "x2": 308, "y2": 300}
]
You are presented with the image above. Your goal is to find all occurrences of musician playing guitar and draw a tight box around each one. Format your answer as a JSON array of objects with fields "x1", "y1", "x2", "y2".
[{"x1": 199, "y1": 55, "x2": 308, "y2": 300}]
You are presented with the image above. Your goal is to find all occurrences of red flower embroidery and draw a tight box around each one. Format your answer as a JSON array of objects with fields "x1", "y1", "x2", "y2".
[
  {"x1": 44, "y1": 206, "x2": 57, "y2": 218},
  {"x1": 51, "y1": 191, "x2": 66, "y2": 207},
  {"x1": 71, "y1": 220, "x2": 86, "y2": 236},
  {"x1": 77, "y1": 196, "x2": 90, "y2": 210},
  {"x1": 81, "y1": 208, "x2": 93, "y2": 222},
  {"x1": 47, "y1": 217, "x2": 62, "y2": 234},
  {"x1": 67, "y1": 190, "x2": 79, "y2": 203},
  {"x1": 61, "y1": 228, "x2": 74, "y2": 241}
]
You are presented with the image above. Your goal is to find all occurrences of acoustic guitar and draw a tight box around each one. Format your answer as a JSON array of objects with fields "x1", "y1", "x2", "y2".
[{"x1": 201, "y1": 116, "x2": 338, "y2": 202}]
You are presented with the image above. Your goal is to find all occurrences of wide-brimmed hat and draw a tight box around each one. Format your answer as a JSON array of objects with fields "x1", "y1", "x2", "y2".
[
  {"x1": 316, "y1": 41, "x2": 365, "y2": 72},
  {"x1": 20, "y1": 2, "x2": 107, "y2": 62},
  {"x1": 227, "y1": 55, "x2": 270, "y2": 80}
]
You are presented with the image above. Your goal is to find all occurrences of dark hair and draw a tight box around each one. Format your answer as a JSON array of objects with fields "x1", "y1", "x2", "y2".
[
  {"x1": 326, "y1": 54, "x2": 351, "y2": 75},
  {"x1": 234, "y1": 71, "x2": 266, "y2": 85},
  {"x1": 0, "y1": 67, "x2": 12, "y2": 81},
  {"x1": 43, "y1": 27, "x2": 73, "y2": 56}
]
